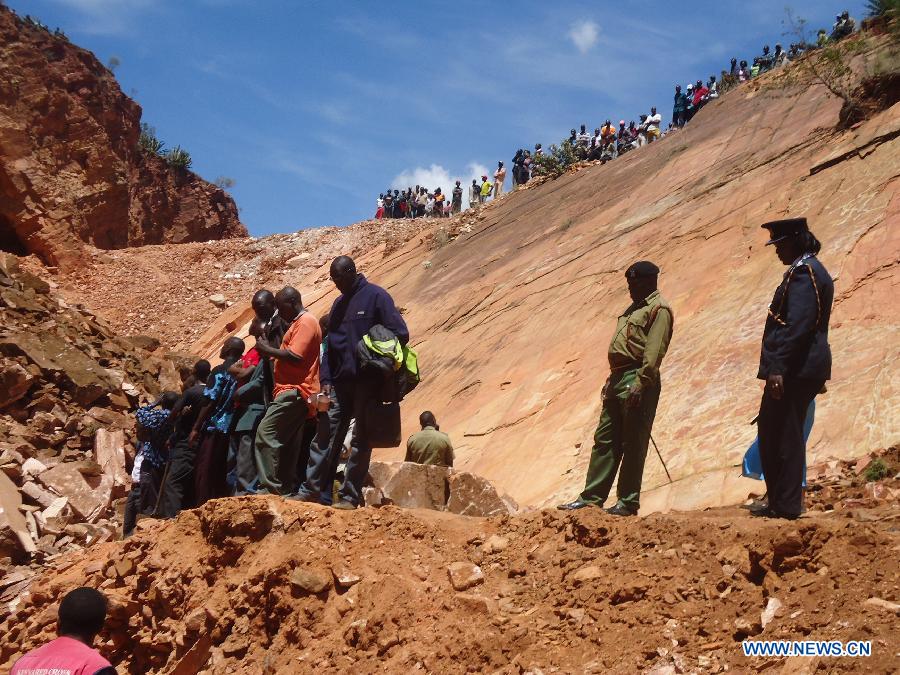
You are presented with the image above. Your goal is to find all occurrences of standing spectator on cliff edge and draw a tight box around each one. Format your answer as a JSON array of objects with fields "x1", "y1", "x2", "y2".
[{"x1": 493, "y1": 161, "x2": 507, "y2": 198}]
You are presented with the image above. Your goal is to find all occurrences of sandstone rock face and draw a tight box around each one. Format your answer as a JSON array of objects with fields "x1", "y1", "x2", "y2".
[
  {"x1": 231, "y1": 44, "x2": 897, "y2": 512},
  {"x1": 0, "y1": 7, "x2": 246, "y2": 268}
]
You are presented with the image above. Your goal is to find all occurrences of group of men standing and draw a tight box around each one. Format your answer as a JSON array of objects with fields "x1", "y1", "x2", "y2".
[{"x1": 124, "y1": 255, "x2": 409, "y2": 534}]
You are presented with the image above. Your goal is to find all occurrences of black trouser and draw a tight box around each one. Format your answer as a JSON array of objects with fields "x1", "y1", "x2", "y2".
[
  {"x1": 123, "y1": 482, "x2": 141, "y2": 537},
  {"x1": 123, "y1": 461, "x2": 164, "y2": 535},
  {"x1": 228, "y1": 429, "x2": 259, "y2": 494},
  {"x1": 297, "y1": 392, "x2": 350, "y2": 502},
  {"x1": 159, "y1": 437, "x2": 196, "y2": 518},
  {"x1": 757, "y1": 378, "x2": 823, "y2": 517},
  {"x1": 336, "y1": 378, "x2": 374, "y2": 506}
]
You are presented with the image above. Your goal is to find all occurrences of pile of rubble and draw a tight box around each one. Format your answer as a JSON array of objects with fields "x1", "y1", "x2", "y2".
[
  {"x1": 803, "y1": 447, "x2": 900, "y2": 516},
  {"x1": 0, "y1": 254, "x2": 186, "y2": 617}
]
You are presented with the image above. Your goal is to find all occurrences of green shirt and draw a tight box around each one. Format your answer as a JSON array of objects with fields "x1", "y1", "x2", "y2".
[
  {"x1": 405, "y1": 426, "x2": 454, "y2": 467},
  {"x1": 607, "y1": 289, "x2": 674, "y2": 391}
]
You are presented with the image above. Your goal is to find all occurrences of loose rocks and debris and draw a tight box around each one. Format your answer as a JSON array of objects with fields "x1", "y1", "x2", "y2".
[
  {"x1": 0, "y1": 254, "x2": 185, "y2": 616},
  {"x1": 0, "y1": 478, "x2": 896, "y2": 673}
]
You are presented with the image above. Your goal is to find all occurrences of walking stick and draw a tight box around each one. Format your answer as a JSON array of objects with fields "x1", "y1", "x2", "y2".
[
  {"x1": 152, "y1": 460, "x2": 172, "y2": 517},
  {"x1": 649, "y1": 432, "x2": 673, "y2": 484}
]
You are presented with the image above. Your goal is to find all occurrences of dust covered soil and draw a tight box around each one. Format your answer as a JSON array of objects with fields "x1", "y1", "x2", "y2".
[{"x1": 1, "y1": 476, "x2": 897, "y2": 674}]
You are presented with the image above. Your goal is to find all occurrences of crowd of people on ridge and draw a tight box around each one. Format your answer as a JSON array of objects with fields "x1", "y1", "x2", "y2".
[
  {"x1": 371, "y1": 7, "x2": 859, "y2": 215},
  {"x1": 122, "y1": 255, "x2": 455, "y2": 537},
  {"x1": 374, "y1": 160, "x2": 513, "y2": 219}
]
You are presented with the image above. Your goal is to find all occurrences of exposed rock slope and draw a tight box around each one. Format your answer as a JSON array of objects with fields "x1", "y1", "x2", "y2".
[
  {"x1": 49, "y1": 34, "x2": 900, "y2": 512},
  {"x1": 0, "y1": 6, "x2": 246, "y2": 269},
  {"x1": 193, "y1": 39, "x2": 900, "y2": 512}
]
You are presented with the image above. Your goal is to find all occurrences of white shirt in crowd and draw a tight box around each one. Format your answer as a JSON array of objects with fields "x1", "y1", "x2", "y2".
[{"x1": 646, "y1": 113, "x2": 662, "y2": 131}]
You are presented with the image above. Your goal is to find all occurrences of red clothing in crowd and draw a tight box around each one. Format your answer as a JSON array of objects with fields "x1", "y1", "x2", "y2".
[{"x1": 693, "y1": 86, "x2": 709, "y2": 106}]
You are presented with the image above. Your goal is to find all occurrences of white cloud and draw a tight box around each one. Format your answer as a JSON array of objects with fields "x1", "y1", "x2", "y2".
[
  {"x1": 391, "y1": 162, "x2": 488, "y2": 192},
  {"x1": 390, "y1": 162, "x2": 489, "y2": 210},
  {"x1": 568, "y1": 20, "x2": 599, "y2": 54}
]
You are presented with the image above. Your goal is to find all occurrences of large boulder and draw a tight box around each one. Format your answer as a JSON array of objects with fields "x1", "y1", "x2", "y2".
[
  {"x1": 0, "y1": 471, "x2": 35, "y2": 559},
  {"x1": 0, "y1": 331, "x2": 114, "y2": 407},
  {"x1": 366, "y1": 462, "x2": 450, "y2": 510},
  {"x1": 38, "y1": 462, "x2": 113, "y2": 522},
  {"x1": 93, "y1": 429, "x2": 130, "y2": 499},
  {"x1": 447, "y1": 472, "x2": 518, "y2": 517},
  {"x1": 365, "y1": 462, "x2": 516, "y2": 516}
]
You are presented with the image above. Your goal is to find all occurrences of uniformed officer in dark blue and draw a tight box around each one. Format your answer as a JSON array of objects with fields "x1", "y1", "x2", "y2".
[{"x1": 754, "y1": 217, "x2": 833, "y2": 519}]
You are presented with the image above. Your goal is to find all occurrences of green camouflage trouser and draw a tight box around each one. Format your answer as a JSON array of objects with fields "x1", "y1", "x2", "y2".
[{"x1": 579, "y1": 368, "x2": 661, "y2": 511}]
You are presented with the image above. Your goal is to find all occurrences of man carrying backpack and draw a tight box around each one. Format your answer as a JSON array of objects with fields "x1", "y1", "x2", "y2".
[{"x1": 297, "y1": 256, "x2": 409, "y2": 509}]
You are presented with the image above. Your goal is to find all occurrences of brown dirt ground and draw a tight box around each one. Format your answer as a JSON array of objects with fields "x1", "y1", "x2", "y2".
[{"x1": 1, "y1": 460, "x2": 897, "y2": 674}]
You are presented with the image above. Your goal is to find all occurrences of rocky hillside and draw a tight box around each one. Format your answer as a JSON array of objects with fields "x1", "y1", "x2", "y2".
[
  {"x1": 0, "y1": 253, "x2": 187, "y2": 611},
  {"x1": 0, "y1": 6, "x2": 246, "y2": 269},
  {"x1": 0, "y1": 459, "x2": 897, "y2": 673}
]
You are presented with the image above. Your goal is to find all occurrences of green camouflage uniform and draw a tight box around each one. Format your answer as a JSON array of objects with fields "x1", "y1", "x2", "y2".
[{"x1": 579, "y1": 290, "x2": 674, "y2": 511}]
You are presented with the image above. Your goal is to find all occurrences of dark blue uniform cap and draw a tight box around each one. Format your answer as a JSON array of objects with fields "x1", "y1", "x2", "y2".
[
  {"x1": 762, "y1": 217, "x2": 808, "y2": 245},
  {"x1": 625, "y1": 261, "x2": 660, "y2": 279}
]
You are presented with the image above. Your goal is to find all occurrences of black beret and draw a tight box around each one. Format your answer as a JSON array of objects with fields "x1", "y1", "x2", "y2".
[
  {"x1": 762, "y1": 217, "x2": 808, "y2": 245},
  {"x1": 625, "y1": 261, "x2": 660, "y2": 279}
]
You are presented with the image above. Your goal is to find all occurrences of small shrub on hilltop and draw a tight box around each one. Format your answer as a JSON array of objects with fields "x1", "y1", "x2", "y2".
[
  {"x1": 866, "y1": 0, "x2": 900, "y2": 18},
  {"x1": 783, "y1": 10, "x2": 871, "y2": 127},
  {"x1": 164, "y1": 145, "x2": 192, "y2": 171},
  {"x1": 138, "y1": 123, "x2": 164, "y2": 155},
  {"x1": 532, "y1": 139, "x2": 579, "y2": 178}
]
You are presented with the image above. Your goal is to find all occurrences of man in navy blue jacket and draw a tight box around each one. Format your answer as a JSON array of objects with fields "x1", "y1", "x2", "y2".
[
  {"x1": 294, "y1": 256, "x2": 408, "y2": 509},
  {"x1": 755, "y1": 217, "x2": 833, "y2": 520}
]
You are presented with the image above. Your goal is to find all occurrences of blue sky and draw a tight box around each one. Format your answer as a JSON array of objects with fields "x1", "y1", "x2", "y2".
[{"x1": 13, "y1": 0, "x2": 867, "y2": 237}]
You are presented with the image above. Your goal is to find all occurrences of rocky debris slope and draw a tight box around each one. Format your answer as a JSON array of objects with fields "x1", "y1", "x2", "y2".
[
  {"x1": 0, "y1": 453, "x2": 896, "y2": 674},
  {"x1": 53, "y1": 215, "x2": 435, "y2": 351},
  {"x1": 0, "y1": 6, "x2": 246, "y2": 269},
  {"x1": 0, "y1": 254, "x2": 185, "y2": 613}
]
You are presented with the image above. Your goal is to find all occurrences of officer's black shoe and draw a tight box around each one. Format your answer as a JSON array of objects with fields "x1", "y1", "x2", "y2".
[
  {"x1": 605, "y1": 504, "x2": 638, "y2": 517},
  {"x1": 557, "y1": 500, "x2": 593, "y2": 511},
  {"x1": 747, "y1": 501, "x2": 770, "y2": 515}
]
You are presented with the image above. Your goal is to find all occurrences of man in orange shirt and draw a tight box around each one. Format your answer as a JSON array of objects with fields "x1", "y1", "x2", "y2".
[{"x1": 252, "y1": 286, "x2": 322, "y2": 496}]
